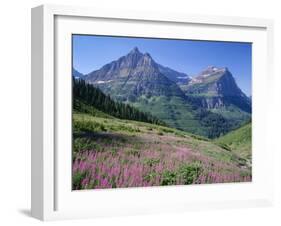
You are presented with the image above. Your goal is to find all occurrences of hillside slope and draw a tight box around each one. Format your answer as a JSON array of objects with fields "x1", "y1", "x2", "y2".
[
  {"x1": 73, "y1": 109, "x2": 251, "y2": 190},
  {"x1": 215, "y1": 122, "x2": 251, "y2": 161}
]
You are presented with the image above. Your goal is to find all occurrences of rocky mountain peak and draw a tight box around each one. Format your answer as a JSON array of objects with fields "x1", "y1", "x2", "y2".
[
  {"x1": 84, "y1": 47, "x2": 186, "y2": 100},
  {"x1": 112, "y1": 47, "x2": 143, "y2": 70},
  {"x1": 126, "y1": 47, "x2": 143, "y2": 59},
  {"x1": 137, "y1": 52, "x2": 157, "y2": 68},
  {"x1": 144, "y1": 52, "x2": 151, "y2": 57},
  {"x1": 130, "y1": 46, "x2": 140, "y2": 53},
  {"x1": 197, "y1": 66, "x2": 227, "y2": 78}
]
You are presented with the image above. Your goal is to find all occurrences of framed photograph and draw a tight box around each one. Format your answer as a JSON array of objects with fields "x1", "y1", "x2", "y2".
[{"x1": 31, "y1": 4, "x2": 274, "y2": 221}]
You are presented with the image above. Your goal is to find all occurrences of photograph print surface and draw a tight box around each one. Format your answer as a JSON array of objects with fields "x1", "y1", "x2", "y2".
[{"x1": 72, "y1": 35, "x2": 252, "y2": 190}]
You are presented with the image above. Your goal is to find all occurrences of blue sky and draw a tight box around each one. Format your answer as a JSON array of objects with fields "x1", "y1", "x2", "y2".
[{"x1": 73, "y1": 35, "x2": 252, "y2": 96}]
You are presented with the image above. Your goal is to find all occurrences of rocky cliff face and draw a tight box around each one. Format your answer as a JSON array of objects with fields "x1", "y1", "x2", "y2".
[
  {"x1": 84, "y1": 47, "x2": 185, "y2": 101},
  {"x1": 185, "y1": 66, "x2": 251, "y2": 113}
]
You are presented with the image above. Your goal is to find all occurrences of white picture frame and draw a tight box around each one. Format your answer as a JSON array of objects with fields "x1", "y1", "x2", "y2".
[{"x1": 31, "y1": 4, "x2": 274, "y2": 221}]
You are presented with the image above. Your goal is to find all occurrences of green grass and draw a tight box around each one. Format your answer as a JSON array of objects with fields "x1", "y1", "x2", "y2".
[
  {"x1": 73, "y1": 113, "x2": 143, "y2": 134},
  {"x1": 73, "y1": 98, "x2": 115, "y2": 119},
  {"x1": 215, "y1": 122, "x2": 252, "y2": 160}
]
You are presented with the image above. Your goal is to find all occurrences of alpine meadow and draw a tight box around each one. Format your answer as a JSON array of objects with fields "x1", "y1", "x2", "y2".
[{"x1": 72, "y1": 35, "x2": 252, "y2": 190}]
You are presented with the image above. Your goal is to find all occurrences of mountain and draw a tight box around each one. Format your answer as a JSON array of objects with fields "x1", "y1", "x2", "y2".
[
  {"x1": 180, "y1": 66, "x2": 251, "y2": 127},
  {"x1": 82, "y1": 48, "x2": 250, "y2": 138},
  {"x1": 83, "y1": 47, "x2": 205, "y2": 134},
  {"x1": 182, "y1": 66, "x2": 251, "y2": 111},
  {"x1": 183, "y1": 66, "x2": 247, "y2": 100},
  {"x1": 84, "y1": 47, "x2": 185, "y2": 100},
  {"x1": 72, "y1": 68, "x2": 84, "y2": 79},
  {"x1": 84, "y1": 47, "x2": 190, "y2": 87}
]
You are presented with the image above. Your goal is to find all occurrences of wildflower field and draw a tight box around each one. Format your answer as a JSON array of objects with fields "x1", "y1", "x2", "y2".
[{"x1": 72, "y1": 112, "x2": 251, "y2": 190}]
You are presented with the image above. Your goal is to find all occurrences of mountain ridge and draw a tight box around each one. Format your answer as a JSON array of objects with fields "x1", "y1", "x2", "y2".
[{"x1": 74, "y1": 47, "x2": 251, "y2": 138}]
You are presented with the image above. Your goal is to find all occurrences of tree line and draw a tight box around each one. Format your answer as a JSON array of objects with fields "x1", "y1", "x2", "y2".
[{"x1": 73, "y1": 77, "x2": 166, "y2": 126}]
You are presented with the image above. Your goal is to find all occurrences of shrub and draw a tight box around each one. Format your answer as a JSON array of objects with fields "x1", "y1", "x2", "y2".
[
  {"x1": 161, "y1": 128, "x2": 174, "y2": 133},
  {"x1": 72, "y1": 171, "x2": 87, "y2": 190},
  {"x1": 110, "y1": 148, "x2": 118, "y2": 156},
  {"x1": 143, "y1": 158, "x2": 160, "y2": 167},
  {"x1": 143, "y1": 172, "x2": 157, "y2": 182},
  {"x1": 110, "y1": 124, "x2": 139, "y2": 133},
  {"x1": 161, "y1": 170, "x2": 177, "y2": 185},
  {"x1": 73, "y1": 138, "x2": 102, "y2": 152},
  {"x1": 125, "y1": 149, "x2": 141, "y2": 157},
  {"x1": 240, "y1": 170, "x2": 251, "y2": 177},
  {"x1": 73, "y1": 120, "x2": 106, "y2": 133},
  {"x1": 179, "y1": 162, "x2": 202, "y2": 185}
]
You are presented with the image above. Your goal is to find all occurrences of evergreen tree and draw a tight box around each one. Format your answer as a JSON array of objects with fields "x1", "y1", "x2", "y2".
[{"x1": 73, "y1": 77, "x2": 165, "y2": 126}]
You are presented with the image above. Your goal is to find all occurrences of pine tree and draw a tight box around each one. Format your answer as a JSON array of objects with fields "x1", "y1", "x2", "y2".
[{"x1": 73, "y1": 77, "x2": 166, "y2": 126}]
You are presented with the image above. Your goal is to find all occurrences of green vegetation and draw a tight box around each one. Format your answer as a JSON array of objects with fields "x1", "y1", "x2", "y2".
[
  {"x1": 132, "y1": 95, "x2": 224, "y2": 138},
  {"x1": 210, "y1": 105, "x2": 251, "y2": 127},
  {"x1": 161, "y1": 170, "x2": 177, "y2": 185},
  {"x1": 73, "y1": 77, "x2": 165, "y2": 126},
  {"x1": 195, "y1": 109, "x2": 237, "y2": 138},
  {"x1": 215, "y1": 122, "x2": 252, "y2": 160},
  {"x1": 72, "y1": 171, "x2": 88, "y2": 190},
  {"x1": 178, "y1": 162, "x2": 202, "y2": 185},
  {"x1": 131, "y1": 94, "x2": 248, "y2": 138},
  {"x1": 73, "y1": 98, "x2": 114, "y2": 119}
]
